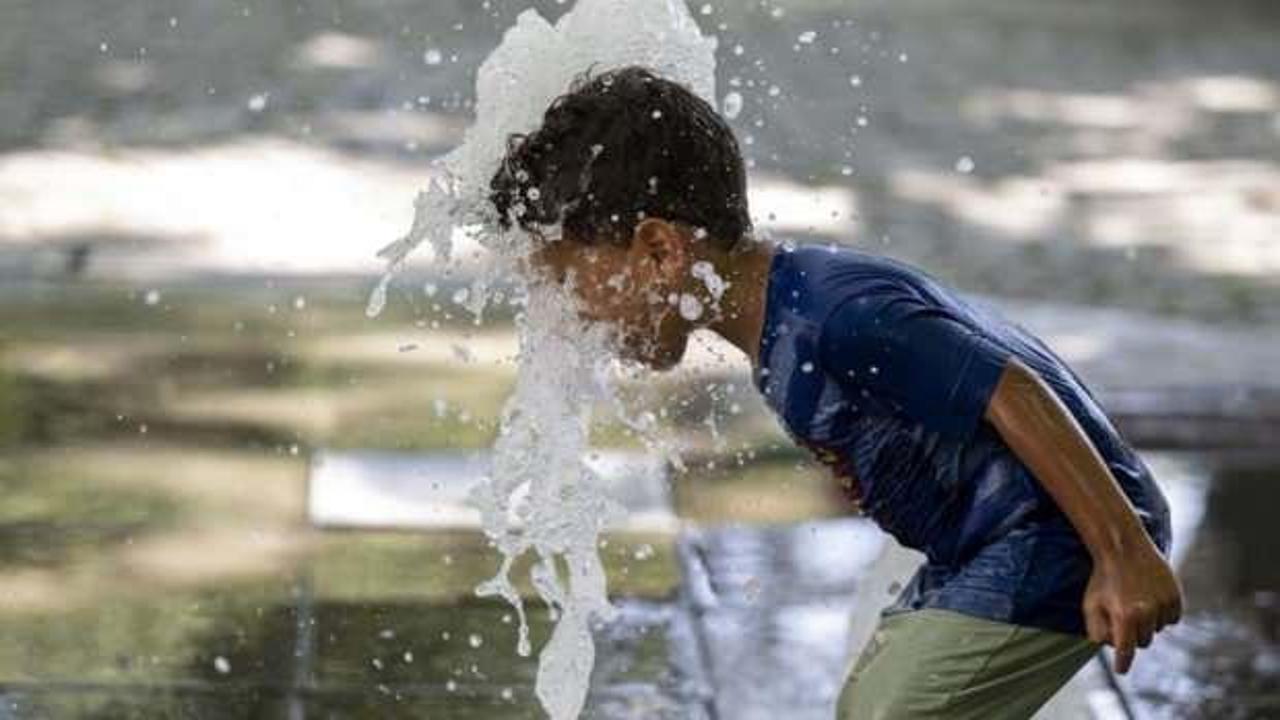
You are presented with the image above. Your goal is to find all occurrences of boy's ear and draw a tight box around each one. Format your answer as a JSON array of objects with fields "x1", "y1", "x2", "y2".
[{"x1": 631, "y1": 218, "x2": 688, "y2": 280}]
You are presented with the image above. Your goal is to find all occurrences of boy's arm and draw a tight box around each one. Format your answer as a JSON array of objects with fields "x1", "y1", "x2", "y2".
[{"x1": 985, "y1": 358, "x2": 1182, "y2": 674}]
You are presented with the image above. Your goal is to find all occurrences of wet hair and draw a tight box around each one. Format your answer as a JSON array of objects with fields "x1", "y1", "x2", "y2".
[{"x1": 488, "y1": 65, "x2": 752, "y2": 252}]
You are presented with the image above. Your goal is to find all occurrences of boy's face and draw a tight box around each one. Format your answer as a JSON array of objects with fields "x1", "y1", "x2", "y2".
[{"x1": 529, "y1": 221, "x2": 695, "y2": 370}]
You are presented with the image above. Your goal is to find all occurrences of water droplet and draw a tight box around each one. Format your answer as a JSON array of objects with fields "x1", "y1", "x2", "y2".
[
  {"x1": 366, "y1": 275, "x2": 390, "y2": 318},
  {"x1": 955, "y1": 156, "x2": 975, "y2": 174},
  {"x1": 678, "y1": 294, "x2": 704, "y2": 322},
  {"x1": 247, "y1": 93, "x2": 268, "y2": 112},
  {"x1": 800, "y1": 362, "x2": 814, "y2": 373},
  {"x1": 423, "y1": 48, "x2": 443, "y2": 65},
  {"x1": 797, "y1": 31, "x2": 816, "y2": 44},
  {"x1": 722, "y1": 91, "x2": 743, "y2": 119},
  {"x1": 468, "y1": 633, "x2": 483, "y2": 648},
  {"x1": 213, "y1": 656, "x2": 231, "y2": 674}
]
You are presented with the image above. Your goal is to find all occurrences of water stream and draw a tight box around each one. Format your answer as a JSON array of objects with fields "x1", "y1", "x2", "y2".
[{"x1": 365, "y1": 1, "x2": 718, "y2": 716}]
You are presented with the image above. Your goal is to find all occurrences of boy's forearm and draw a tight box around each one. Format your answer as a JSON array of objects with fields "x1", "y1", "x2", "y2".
[{"x1": 984, "y1": 359, "x2": 1151, "y2": 563}]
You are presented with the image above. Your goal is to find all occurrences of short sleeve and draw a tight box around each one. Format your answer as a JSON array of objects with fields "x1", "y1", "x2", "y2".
[{"x1": 818, "y1": 291, "x2": 1012, "y2": 439}]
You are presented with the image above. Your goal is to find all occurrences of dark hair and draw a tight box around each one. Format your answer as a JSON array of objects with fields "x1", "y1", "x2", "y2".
[{"x1": 488, "y1": 65, "x2": 751, "y2": 252}]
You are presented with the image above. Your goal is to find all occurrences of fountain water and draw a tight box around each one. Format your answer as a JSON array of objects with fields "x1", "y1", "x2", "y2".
[{"x1": 366, "y1": 1, "x2": 717, "y2": 717}]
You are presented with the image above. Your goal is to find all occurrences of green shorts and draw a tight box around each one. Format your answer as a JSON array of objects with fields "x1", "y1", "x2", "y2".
[{"x1": 836, "y1": 609, "x2": 1097, "y2": 720}]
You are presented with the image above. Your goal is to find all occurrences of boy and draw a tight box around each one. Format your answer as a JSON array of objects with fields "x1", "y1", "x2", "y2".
[{"x1": 489, "y1": 66, "x2": 1180, "y2": 719}]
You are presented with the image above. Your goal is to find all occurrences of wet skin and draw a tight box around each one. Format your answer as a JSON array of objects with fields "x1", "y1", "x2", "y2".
[
  {"x1": 527, "y1": 217, "x2": 773, "y2": 371},
  {"x1": 529, "y1": 219, "x2": 702, "y2": 370}
]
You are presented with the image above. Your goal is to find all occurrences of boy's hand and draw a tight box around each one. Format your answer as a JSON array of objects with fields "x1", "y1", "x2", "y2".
[{"x1": 1084, "y1": 543, "x2": 1182, "y2": 674}]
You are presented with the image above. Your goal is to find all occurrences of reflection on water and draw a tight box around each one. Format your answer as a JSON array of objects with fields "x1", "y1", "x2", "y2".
[
  {"x1": 0, "y1": 590, "x2": 697, "y2": 719},
  {"x1": 1125, "y1": 454, "x2": 1280, "y2": 719},
  {"x1": 2, "y1": 444, "x2": 1277, "y2": 718},
  {"x1": 678, "y1": 520, "x2": 890, "y2": 720}
]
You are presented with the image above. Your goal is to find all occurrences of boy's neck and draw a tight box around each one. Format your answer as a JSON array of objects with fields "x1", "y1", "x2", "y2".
[{"x1": 701, "y1": 239, "x2": 775, "y2": 365}]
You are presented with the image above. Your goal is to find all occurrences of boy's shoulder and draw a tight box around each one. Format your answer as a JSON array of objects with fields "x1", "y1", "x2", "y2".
[{"x1": 772, "y1": 243, "x2": 957, "y2": 325}]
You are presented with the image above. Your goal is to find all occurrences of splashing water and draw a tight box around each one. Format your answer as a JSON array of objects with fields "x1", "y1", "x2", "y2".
[
  {"x1": 365, "y1": 1, "x2": 717, "y2": 717},
  {"x1": 470, "y1": 280, "x2": 625, "y2": 718},
  {"x1": 367, "y1": 0, "x2": 719, "y2": 310}
]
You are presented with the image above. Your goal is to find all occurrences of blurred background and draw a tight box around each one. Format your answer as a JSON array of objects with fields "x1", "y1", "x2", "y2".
[{"x1": 1, "y1": 0, "x2": 1278, "y2": 718}]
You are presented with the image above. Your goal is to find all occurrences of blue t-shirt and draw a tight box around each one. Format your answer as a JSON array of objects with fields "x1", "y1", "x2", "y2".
[{"x1": 755, "y1": 244, "x2": 1171, "y2": 635}]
